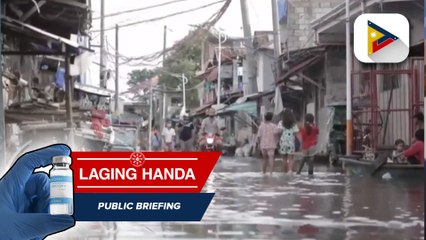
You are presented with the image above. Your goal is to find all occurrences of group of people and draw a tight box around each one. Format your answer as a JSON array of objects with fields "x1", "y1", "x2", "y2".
[
  {"x1": 390, "y1": 112, "x2": 424, "y2": 165},
  {"x1": 150, "y1": 108, "x2": 424, "y2": 174},
  {"x1": 256, "y1": 109, "x2": 319, "y2": 175},
  {"x1": 256, "y1": 110, "x2": 425, "y2": 175},
  {"x1": 150, "y1": 120, "x2": 193, "y2": 152},
  {"x1": 150, "y1": 108, "x2": 223, "y2": 152}
]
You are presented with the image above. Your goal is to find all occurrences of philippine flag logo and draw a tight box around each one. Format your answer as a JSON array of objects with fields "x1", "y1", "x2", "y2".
[{"x1": 354, "y1": 14, "x2": 409, "y2": 63}]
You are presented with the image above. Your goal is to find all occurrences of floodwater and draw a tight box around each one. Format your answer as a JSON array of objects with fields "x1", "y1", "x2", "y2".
[{"x1": 48, "y1": 157, "x2": 424, "y2": 240}]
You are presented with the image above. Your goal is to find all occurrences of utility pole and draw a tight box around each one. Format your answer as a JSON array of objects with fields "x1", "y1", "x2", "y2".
[
  {"x1": 162, "y1": 89, "x2": 166, "y2": 126},
  {"x1": 216, "y1": 31, "x2": 222, "y2": 105},
  {"x1": 345, "y1": 0, "x2": 353, "y2": 155},
  {"x1": 271, "y1": 0, "x2": 282, "y2": 83},
  {"x1": 163, "y1": 25, "x2": 167, "y2": 65},
  {"x1": 148, "y1": 86, "x2": 153, "y2": 151},
  {"x1": 271, "y1": 0, "x2": 281, "y2": 58},
  {"x1": 240, "y1": 0, "x2": 258, "y2": 95},
  {"x1": 114, "y1": 24, "x2": 119, "y2": 113},
  {"x1": 215, "y1": 29, "x2": 227, "y2": 106},
  {"x1": 99, "y1": 0, "x2": 106, "y2": 88},
  {"x1": 161, "y1": 25, "x2": 167, "y2": 130},
  {"x1": 182, "y1": 74, "x2": 187, "y2": 112}
]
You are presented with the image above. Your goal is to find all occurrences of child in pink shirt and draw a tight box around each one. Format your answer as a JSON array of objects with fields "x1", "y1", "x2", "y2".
[{"x1": 257, "y1": 112, "x2": 281, "y2": 174}]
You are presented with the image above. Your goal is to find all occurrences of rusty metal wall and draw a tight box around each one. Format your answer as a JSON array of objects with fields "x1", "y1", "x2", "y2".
[{"x1": 351, "y1": 57, "x2": 424, "y2": 153}]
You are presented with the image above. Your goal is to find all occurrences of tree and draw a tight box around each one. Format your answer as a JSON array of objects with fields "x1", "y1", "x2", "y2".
[
  {"x1": 159, "y1": 42, "x2": 202, "y2": 108},
  {"x1": 127, "y1": 68, "x2": 156, "y2": 89},
  {"x1": 127, "y1": 33, "x2": 203, "y2": 108}
]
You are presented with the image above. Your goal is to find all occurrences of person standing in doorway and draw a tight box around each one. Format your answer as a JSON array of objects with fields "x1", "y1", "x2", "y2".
[
  {"x1": 162, "y1": 121, "x2": 176, "y2": 152},
  {"x1": 413, "y1": 112, "x2": 424, "y2": 130},
  {"x1": 278, "y1": 109, "x2": 302, "y2": 174},
  {"x1": 411, "y1": 112, "x2": 423, "y2": 144},
  {"x1": 257, "y1": 112, "x2": 280, "y2": 175},
  {"x1": 297, "y1": 114, "x2": 319, "y2": 175},
  {"x1": 151, "y1": 125, "x2": 162, "y2": 151},
  {"x1": 179, "y1": 116, "x2": 195, "y2": 152}
]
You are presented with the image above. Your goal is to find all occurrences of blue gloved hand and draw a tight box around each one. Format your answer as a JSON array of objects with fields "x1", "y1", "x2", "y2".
[{"x1": 0, "y1": 144, "x2": 75, "y2": 240}]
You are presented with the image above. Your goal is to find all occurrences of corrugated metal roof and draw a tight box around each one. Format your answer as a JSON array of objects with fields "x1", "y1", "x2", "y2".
[
  {"x1": 2, "y1": 16, "x2": 79, "y2": 48},
  {"x1": 277, "y1": 56, "x2": 321, "y2": 84}
]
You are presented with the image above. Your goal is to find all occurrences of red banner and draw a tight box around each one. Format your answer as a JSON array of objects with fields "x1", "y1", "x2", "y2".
[{"x1": 71, "y1": 152, "x2": 220, "y2": 193}]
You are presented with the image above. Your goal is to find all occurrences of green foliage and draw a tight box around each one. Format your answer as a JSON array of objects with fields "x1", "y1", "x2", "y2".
[
  {"x1": 127, "y1": 38, "x2": 203, "y2": 108},
  {"x1": 127, "y1": 68, "x2": 156, "y2": 88}
]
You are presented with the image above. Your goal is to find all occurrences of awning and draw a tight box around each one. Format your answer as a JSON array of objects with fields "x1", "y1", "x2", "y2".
[
  {"x1": 74, "y1": 82, "x2": 114, "y2": 97},
  {"x1": 222, "y1": 101, "x2": 257, "y2": 116},
  {"x1": 206, "y1": 67, "x2": 218, "y2": 81},
  {"x1": 195, "y1": 66, "x2": 217, "y2": 80},
  {"x1": 276, "y1": 56, "x2": 321, "y2": 84},
  {"x1": 191, "y1": 103, "x2": 214, "y2": 115},
  {"x1": 234, "y1": 90, "x2": 274, "y2": 104}
]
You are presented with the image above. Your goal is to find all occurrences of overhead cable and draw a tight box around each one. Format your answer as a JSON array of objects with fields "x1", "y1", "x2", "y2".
[
  {"x1": 90, "y1": 0, "x2": 225, "y2": 32},
  {"x1": 92, "y1": 0, "x2": 193, "y2": 20}
]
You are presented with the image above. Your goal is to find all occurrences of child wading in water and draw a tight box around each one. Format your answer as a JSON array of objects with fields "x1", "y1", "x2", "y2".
[
  {"x1": 257, "y1": 112, "x2": 280, "y2": 175},
  {"x1": 278, "y1": 109, "x2": 302, "y2": 174},
  {"x1": 297, "y1": 114, "x2": 319, "y2": 175}
]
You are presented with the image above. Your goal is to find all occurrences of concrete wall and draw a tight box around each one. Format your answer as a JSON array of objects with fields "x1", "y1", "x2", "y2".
[
  {"x1": 256, "y1": 49, "x2": 275, "y2": 92},
  {"x1": 324, "y1": 47, "x2": 346, "y2": 105},
  {"x1": 317, "y1": 1, "x2": 423, "y2": 46},
  {"x1": 280, "y1": 0, "x2": 342, "y2": 51}
]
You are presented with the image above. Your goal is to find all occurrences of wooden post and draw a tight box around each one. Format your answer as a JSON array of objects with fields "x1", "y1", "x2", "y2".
[
  {"x1": 64, "y1": 44, "x2": 74, "y2": 148},
  {"x1": 99, "y1": 0, "x2": 106, "y2": 88}
]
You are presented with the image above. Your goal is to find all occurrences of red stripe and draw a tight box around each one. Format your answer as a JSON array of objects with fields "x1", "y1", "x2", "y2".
[
  {"x1": 71, "y1": 151, "x2": 220, "y2": 193},
  {"x1": 372, "y1": 38, "x2": 394, "y2": 53}
]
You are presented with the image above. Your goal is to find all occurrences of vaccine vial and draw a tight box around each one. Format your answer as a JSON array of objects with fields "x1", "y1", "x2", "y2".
[{"x1": 50, "y1": 156, "x2": 73, "y2": 215}]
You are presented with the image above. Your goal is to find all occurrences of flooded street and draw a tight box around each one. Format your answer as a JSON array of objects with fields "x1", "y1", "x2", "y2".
[{"x1": 50, "y1": 157, "x2": 424, "y2": 240}]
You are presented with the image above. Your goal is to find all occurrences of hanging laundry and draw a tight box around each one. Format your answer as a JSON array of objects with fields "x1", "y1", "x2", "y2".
[
  {"x1": 55, "y1": 67, "x2": 66, "y2": 91},
  {"x1": 70, "y1": 52, "x2": 92, "y2": 77}
]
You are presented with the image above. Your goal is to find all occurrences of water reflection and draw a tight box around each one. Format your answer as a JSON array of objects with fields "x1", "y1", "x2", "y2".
[{"x1": 48, "y1": 157, "x2": 424, "y2": 240}]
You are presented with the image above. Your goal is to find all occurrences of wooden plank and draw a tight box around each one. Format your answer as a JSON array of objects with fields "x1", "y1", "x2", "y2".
[
  {"x1": 371, "y1": 153, "x2": 389, "y2": 176},
  {"x1": 1, "y1": 51, "x2": 65, "y2": 55}
]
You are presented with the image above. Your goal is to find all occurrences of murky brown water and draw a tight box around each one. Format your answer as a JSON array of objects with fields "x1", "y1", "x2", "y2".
[{"x1": 48, "y1": 157, "x2": 424, "y2": 240}]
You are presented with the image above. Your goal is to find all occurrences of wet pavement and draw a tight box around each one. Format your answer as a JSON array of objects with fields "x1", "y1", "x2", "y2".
[{"x1": 48, "y1": 157, "x2": 424, "y2": 240}]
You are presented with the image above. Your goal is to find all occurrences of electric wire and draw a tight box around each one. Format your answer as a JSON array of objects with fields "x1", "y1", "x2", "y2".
[
  {"x1": 97, "y1": 0, "x2": 231, "y2": 67},
  {"x1": 90, "y1": 0, "x2": 225, "y2": 32},
  {"x1": 92, "y1": 0, "x2": 193, "y2": 20},
  {"x1": 95, "y1": 0, "x2": 232, "y2": 95}
]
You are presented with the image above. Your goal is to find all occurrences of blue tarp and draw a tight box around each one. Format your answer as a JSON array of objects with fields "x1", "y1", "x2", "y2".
[
  {"x1": 55, "y1": 68, "x2": 65, "y2": 90},
  {"x1": 278, "y1": 0, "x2": 287, "y2": 23}
]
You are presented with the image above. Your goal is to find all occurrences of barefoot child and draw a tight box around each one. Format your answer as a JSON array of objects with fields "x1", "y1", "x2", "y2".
[
  {"x1": 278, "y1": 109, "x2": 302, "y2": 174},
  {"x1": 257, "y1": 112, "x2": 280, "y2": 174},
  {"x1": 297, "y1": 114, "x2": 319, "y2": 175}
]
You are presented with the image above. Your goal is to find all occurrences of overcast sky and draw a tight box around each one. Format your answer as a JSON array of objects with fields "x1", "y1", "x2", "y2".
[{"x1": 87, "y1": 0, "x2": 273, "y2": 92}]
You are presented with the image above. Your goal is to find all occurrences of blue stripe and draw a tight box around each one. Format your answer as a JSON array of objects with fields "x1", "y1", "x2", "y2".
[
  {"x1": 368, "y1": 20, "x2": 398, "y2": 43},
  {"x1": 50, "y1": 198, "x2": 73, "y2": 204},
  {"x1": 74, "y1": 193, "x2": 214, "y2": 221},
  {"x1": 51, "y1": 176, "x2": 73, "y2": 183}
]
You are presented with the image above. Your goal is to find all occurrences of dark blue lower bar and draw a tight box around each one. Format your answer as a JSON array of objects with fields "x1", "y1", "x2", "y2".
[{"x1": 74, "y1": 193, "x2": 214, "y2": 221}]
